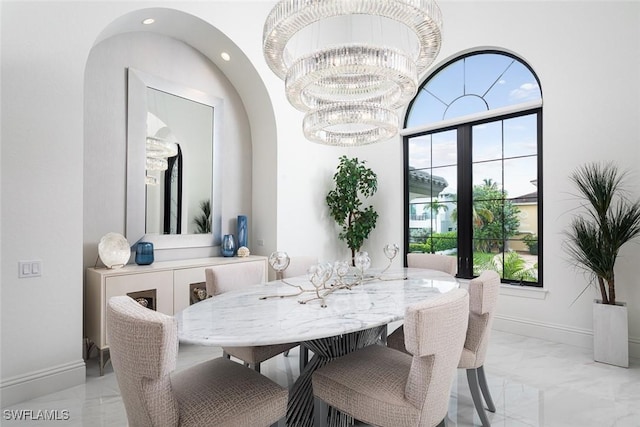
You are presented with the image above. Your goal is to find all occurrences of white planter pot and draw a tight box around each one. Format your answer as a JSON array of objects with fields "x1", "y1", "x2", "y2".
[{"x1": 593, "y1": 300, "x2": 628, "y2": 368}]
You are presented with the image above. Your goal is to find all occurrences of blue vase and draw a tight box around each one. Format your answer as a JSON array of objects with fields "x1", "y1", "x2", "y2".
[
  {"x1": 221, "y1": 234, "x2": 236, "y2": 257},
  {"x1": 237, "y1": 215, "x2": 248, "y2": 248},
  {"x1": 135, "y1": 242, "x2": 154, "y2": 265}
]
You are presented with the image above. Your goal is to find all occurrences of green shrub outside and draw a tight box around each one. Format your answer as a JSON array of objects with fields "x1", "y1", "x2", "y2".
[
  {"x1": 408, "y1": 231, "x2": 457, "y2": 253},
  {"x1": 522, "y1": 234, "x2": 538, "y2": 255}
]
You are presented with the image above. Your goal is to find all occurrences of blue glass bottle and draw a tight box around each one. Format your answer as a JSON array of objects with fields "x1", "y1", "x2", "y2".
[
  {"x1": 135, "y1": 242, "x2": 154, "y2": 265},
  {"x1": 237, "y1": 215, "x2": 248, "y2": 248},
  {"x1": 221, "y1": 234, "x2": 236, "y2": 257}
]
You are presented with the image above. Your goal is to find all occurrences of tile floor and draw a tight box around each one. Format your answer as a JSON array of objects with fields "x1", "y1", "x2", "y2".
[{"x1": 2, "y1": 330, "x2": 639, "y2": 426}]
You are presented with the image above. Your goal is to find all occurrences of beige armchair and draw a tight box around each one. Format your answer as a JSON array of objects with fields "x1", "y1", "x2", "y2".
[
  {"x1": 457, "y1": 270, "x2": 500, "y2": 426},
  {"x1": 407, "y1": 253, "x2": 457, "y2": 276},
  {"x1": 388, "y1": 270, "x2": 501, "y2": 427},
  {"x1": 312, "y1": 289, "x2": 470, "y2": 427},
  {"x1": 107, "y1": 295, "x2": 287, "y2": 427},
  {"x1": 205, "y1": 263, "x2": 298, "y2": 372}
]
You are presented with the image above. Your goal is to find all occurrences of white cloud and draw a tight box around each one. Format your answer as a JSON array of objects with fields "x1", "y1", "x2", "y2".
[{"x1": 509, "y1": 82, "x2": 540, "y2": 100}]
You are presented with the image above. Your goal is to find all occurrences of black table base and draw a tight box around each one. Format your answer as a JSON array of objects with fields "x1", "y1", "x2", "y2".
[{"x1": 286, "y1": 325, "x2": 386, "y2": 427}]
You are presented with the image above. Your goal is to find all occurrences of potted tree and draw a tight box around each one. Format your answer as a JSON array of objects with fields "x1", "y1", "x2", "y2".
[
  {"x1": 326, "y1": 156, "x2": 378, "y2": 265},
  {"x1": 564, "y1": 162, "x2": 640, "y2": 367}
]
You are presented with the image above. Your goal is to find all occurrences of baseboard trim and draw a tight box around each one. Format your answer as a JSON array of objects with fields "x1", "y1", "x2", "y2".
[
  {"x1": 494, "y1": 314, "x2": 640, "y2": 360},
  {"x1": 1, "y1": 360, "x2": 86, "y2": 407}
]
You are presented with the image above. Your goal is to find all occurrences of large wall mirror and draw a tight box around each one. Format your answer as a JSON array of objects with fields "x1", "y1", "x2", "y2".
[{"x1": 126, "y1": 68, "x2": 222, "y2": 248}]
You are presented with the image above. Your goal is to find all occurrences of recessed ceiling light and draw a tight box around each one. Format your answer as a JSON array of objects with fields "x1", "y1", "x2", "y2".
[
  {"x1": 142, "y1": 18, "x2": 155, "y2": 25},
  {"x1": 221, "y1": 52, "x2": 231, "y2": 61}
]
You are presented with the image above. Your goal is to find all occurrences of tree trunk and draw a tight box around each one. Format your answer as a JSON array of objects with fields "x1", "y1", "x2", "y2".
[
  {"x1": 597, "y1": 276, "x2": 609, "y2": 304},
  {"x1": 608, "y1": 276, "x2": 616, "y2": 305},
  {"x1": 348, "y1": 211, "x2": 355, "y2": 266}
]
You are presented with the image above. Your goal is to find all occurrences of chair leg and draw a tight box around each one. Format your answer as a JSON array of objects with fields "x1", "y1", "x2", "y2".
[
  {"x1": 467, "y1": 368, "x2": 491, "y2": 427},
  {"x1": 314, "y1": 396, "x2": 328, "y2": 427},
  {"x1": 477, "y1": 365, "x2": 496, "y2": 412}
]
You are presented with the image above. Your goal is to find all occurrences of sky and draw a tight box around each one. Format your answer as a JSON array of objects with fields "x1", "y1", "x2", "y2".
[{"x1": 407, "y1": 52, "x2": 541, "y2": 199}]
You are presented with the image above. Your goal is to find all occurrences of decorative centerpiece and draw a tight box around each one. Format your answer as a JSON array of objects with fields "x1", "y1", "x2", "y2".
[
  {"x1": 268, "y1": 251, "x2": 291, "y2": 279},
  {"x1": 261, "y1": 244, "x2": 401, "y2": 307}
]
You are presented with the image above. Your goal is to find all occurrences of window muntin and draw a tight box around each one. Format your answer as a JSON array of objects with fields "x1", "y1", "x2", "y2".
[
  {"x1": 406, "y1": 52, "x2": 542, "y2": 129},
  {"x1": 404, "y1": 51, "x2": 541, "y2": 286},
  {"x1": 407, "y1": 130, "x2": 459, "y2": 257}
]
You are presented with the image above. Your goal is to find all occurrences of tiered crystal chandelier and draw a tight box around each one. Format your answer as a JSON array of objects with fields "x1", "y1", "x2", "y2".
[
  {"x1": 263, "y1": 0, "x2": 443, "y2": 146},
  {"x1": 145, "y1": 135, "x2": 177, "y2": 185},
  {"x1": 145, "y1": 112, "x2": 178, "y2": 185}
]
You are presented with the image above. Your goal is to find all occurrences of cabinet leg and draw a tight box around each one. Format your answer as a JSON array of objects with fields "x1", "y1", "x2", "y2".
[
  {"x1": 99, "y1": 349, "x2": 110, "y2": 376},
  {"x1": 83, "y1": 338, "x2": 95, "y2": 361}
]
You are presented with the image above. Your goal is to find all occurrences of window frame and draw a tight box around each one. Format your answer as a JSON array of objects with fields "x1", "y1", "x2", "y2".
[{"x1": 402, "y1": 50, "x2": 543, "y2": 287}]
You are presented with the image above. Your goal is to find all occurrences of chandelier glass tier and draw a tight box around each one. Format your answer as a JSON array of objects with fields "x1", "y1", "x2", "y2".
[
  {"x1": 144, "y1": 135, "x2": 178, "y2": 185},
  {"x1": 263, "y1": 0, "x2": 442, "y2": 146}
]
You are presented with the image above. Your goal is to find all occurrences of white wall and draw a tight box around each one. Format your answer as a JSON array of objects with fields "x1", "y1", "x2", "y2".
[
  {"x1": 1, "y1": 0, "x2": 92, "y2": 405},
  {"x1": 1, "y1": 0, "x2": 639, "y2": 407}
]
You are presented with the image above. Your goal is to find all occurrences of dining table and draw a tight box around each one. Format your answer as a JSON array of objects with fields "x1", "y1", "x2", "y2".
[{"x1": 176, "y1": 267, "x2": 459, "y2": 427}]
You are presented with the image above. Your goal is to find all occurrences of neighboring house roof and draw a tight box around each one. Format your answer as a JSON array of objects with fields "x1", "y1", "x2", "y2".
[
  {"x1": 408, "y1": 167, "x2": 448, "y2": 197},
  {"x1": 512, "y1": 191, "x2": 537, "y2": 204}
]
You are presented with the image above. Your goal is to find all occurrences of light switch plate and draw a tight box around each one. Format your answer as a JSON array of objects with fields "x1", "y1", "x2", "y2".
[{"x1": 18, "y1": 260, "x2": 42, "y2": 278}]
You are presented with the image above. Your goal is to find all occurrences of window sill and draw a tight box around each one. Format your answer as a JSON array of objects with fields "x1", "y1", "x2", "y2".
[
  {"x1": 499, "y1": 283, "x2": 548, "y2": 300},
  {"x1": 456, "y1": 279, "x2": 547, "y2": 300}
]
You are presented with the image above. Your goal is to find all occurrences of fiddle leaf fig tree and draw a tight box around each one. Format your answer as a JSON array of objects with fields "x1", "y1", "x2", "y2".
[{"x1": 326, "y1": 156, "x2": 379, "y2": 264}]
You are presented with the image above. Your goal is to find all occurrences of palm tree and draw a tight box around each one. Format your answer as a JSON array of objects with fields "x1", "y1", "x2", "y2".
[
  {"x1": 423, "y1": 199, "x2": 449, "y2": 218},
  {"x1": 450, "y1": 196, "x2": 494, "y2": 228}
]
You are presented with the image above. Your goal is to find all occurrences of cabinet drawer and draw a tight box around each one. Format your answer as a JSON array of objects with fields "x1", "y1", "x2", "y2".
[
  {"x1": 103, "y1": 271, "x2": 173, "y2": 346},
  {"x1": 173, "y1": 267, "x2": 209, "y2": 314}
]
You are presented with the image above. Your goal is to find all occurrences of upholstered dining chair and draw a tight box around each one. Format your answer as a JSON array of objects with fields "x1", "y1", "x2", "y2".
[
  {"x1": 205, "y1": 262, "x2": 298, "y2": 372},
  {"x1": 107, "y1": 295, "x2": 287, "y2": 427},
  {"x1": 407, "y1": 253, "x2": 457, "y2": 276},
  {"x1": 312, "y1": 288, "x2": 470, "y2": 427},
  {"x1": 388, "y1": 270, "x2": 501, "y2": 427}
]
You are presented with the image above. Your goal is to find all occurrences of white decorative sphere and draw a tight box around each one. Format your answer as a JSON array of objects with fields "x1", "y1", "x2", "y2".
[
  {"x1": 98, "y1": 232, "x2": 131, "y2": 269},
  {"x1": 237, "y1": 246, "x2": 250, "y2": 257}
]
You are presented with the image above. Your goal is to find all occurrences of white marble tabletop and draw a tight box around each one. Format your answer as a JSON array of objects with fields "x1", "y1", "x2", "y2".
[{"x1": 176, "y1": 268, "x2": 459, "y2": 347}]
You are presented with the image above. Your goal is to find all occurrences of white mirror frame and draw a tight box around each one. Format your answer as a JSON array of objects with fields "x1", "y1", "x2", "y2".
[{"x1": 126, "y1": 68, "x2": 222, "y2": 249}]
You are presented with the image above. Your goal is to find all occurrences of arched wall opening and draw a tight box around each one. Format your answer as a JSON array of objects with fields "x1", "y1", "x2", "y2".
[{"x1": 83, "y1": 8, "x2": 277, "y2": 269}]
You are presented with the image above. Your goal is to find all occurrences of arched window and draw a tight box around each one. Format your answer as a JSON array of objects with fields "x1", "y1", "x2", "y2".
[{"x1": 403, "y1": 50, "x2": 542, "y2": 286}]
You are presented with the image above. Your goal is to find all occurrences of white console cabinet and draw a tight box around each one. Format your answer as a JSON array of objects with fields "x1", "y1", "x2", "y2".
[{"x1": 85, "y1": 256, "x2": 267, "y2": 374}]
